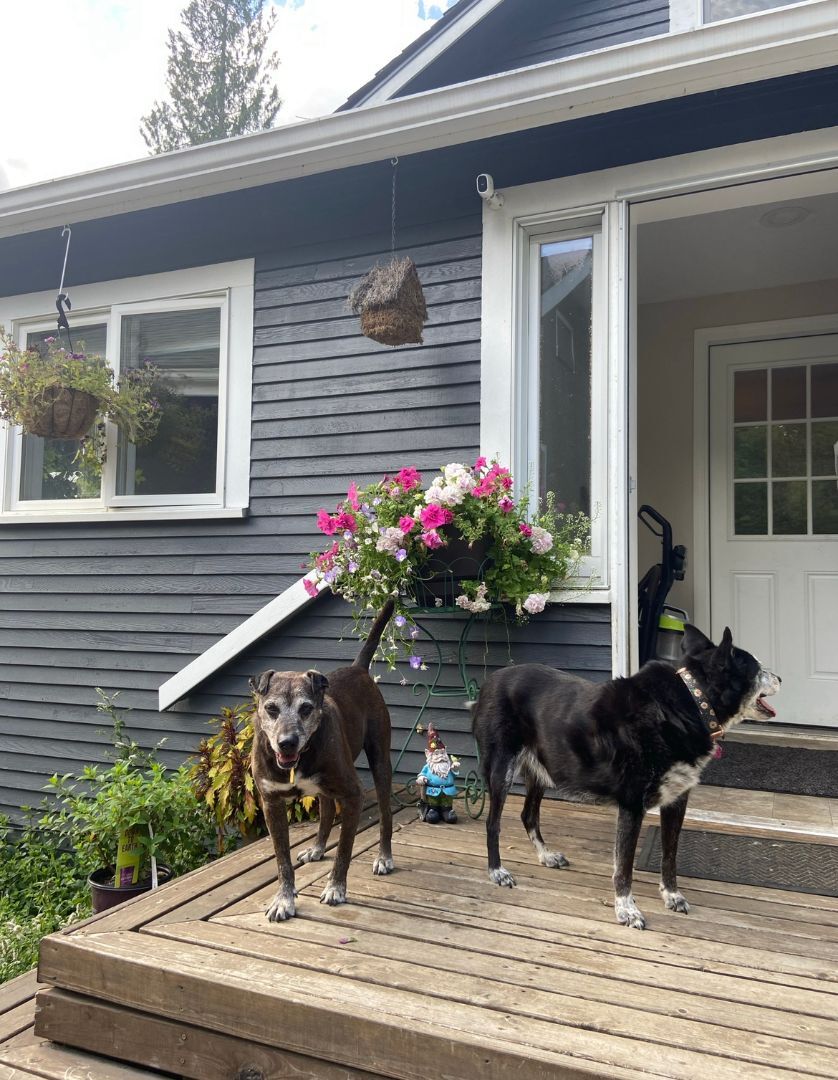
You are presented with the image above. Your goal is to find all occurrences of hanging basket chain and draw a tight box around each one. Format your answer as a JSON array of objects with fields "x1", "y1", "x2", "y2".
[
  {"x1": 391, "y1": 157, "x2": 398, "y2": 254},
  {"x1": 56, "y1": 225, "x2": 74, "y2": 352}
]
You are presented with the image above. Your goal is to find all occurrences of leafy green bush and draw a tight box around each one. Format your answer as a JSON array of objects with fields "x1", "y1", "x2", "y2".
[{"x1": 0, "y1": 815, "x2": 90, "y2": 984}]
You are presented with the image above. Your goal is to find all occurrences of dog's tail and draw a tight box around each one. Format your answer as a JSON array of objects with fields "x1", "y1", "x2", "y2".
[{"x1": 353, "y1": 598, "x2": 396, "y2": 670}]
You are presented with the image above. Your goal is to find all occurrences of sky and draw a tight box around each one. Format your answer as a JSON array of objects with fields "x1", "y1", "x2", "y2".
[{"x1": 0, "y1": 0, "x2": 458, "y2": 192}]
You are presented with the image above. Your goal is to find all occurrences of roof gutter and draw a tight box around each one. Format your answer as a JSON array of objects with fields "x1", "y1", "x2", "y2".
[{"x1": 2, "y1": 2, "x2": 837, "y2": 239}]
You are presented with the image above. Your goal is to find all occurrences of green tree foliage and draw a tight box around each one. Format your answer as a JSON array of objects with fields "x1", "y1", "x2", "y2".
[{"x1": 141, "y1": 0, "x2": 281, "y2": 154}]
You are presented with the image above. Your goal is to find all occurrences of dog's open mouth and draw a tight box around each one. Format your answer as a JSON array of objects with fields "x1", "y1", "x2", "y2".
[
  {"x1": 275, "y1": 751, "x2": 300, "y2": 771},
  {"x1": 755, "y1": 695, "x2": 777, "y2": 718}
]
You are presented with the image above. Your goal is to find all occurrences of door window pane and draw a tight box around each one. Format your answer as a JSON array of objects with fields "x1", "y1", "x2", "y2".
[
  {"x1": 771, "y1": 423, "x2": 806, "y2": 477},
  {"x1": 811, "y1": 363, "x2": 838, "y2": 419},
  {"x1": 116, "y1": 308, "x2": 220, "y2": 496},
  {"x1": 705, "y1": 0, "x2": 806, "y2": 21},
  {"x1": 812, "y1": 480, "x2": 838, "y2": 535},
  {"x1": 734, "y1": 426, "x2": 766, "y2": 478},
  {"x1": 735, "y1": 483, "x2": 767, "y2": 535},
  {"x1": 733, "y1": 369, "x2": 766, "y2": 422},
  {"x1": 812, "y1": 421, "x2": 838, "y2": 477},
  {"x1": 19, "y1": 326, "x2": 108, "y2": 502},
  {"x1": 538, "y1": 237, "x2": 592, "y2": 516},
  {"x1": 771, "y1": 366, "x2": 805, "y2": 421},
  {"x1": 772, "y1": 481, "x2": 807, "y2": 535}
]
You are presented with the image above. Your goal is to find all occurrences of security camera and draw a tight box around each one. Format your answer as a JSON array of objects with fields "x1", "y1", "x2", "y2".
[{"x1": 476, "y1": 173, "x2": 504, "y2": 209}]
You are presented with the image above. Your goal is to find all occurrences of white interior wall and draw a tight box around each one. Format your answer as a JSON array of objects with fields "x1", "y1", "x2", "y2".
[{"x1": 636, "y1": 276, "x2": 838, "y2": 623}]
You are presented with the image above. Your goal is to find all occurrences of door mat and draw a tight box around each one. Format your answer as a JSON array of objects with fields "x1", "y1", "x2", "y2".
[
  {"x1": 701, "y1": 741, "x2": 838, "y2": 798},
  {"x1": 636, "y1": 827, "x2": 838, "y2": 896}
]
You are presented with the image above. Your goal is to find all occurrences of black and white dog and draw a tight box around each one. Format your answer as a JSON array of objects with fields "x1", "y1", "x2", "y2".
[{"x1": 471, "y1": 625, "x2": 780, "y2": 930}]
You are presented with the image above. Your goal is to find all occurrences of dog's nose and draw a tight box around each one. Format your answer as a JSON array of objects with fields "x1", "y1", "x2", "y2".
[{"x1": 278, "y1": 736, "x2": 299, "y2": 756}]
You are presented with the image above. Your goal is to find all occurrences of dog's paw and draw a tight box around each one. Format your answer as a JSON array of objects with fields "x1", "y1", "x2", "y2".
[
  {"x1": 320, "y1": 881, "x2": 347, "y2": 906},
  {"x1": 296, "y1": 845, "x2": 325, "y2": 865},
  {"x1": 265, "y1": 890, "x2": 297, "y2": 922},
  {"x1": 661, "y1": 888, "x2": 690, "y2": 914},
  {"x1": 489, "y1": 866, "x2": 516, "y2": 888},
  {"x1": 539, "y1": 850, "x2": 570, "y2": 869},
  {"x1": 615, "y1": 895, "x2": 646, "y2": 930},
  {"x1": 372, "y1": 854, "x2": 394, "y2": 876}
]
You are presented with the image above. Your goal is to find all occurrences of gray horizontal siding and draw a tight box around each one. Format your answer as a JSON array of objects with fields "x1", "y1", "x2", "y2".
[
  {"x1": 399, "y1": 0, "x2": 668, "y2": 98},
  {"x1": 0, "y1": 214, "x2": 610, "y2": 822}
]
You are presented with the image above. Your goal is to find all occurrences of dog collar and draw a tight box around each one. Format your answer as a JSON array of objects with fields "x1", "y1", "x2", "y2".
[{"x1": 677, "y1": 667, "x2": 724, "y2": 741}]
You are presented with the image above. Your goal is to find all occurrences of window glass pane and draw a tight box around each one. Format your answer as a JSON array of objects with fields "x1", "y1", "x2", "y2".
[
  {"x1": 538, "y1": 237, "x2": 592, "y2": 516},
  {"x1": 771, "y1": 366, "x2": 805, "y2": 421},
  {"x1": 733, "y1": 369, "x2": 766, "y2": 422},
  {"x1": 734, "y1": 483, "x2": 767, "y2": 535},
  {"x1": 812, "y1": 421, "x2": 838, "y2": 477},
  {"x1": 19, "y1": 326, "x2": 107, "y2": 502},
  {"x1": 116, "y1": 308, "x2": 220, "y2": 496},
  {"x1": 734, "y1": 426, "x2": 766, "y2": 478},
  {"x1": 772, "y1": 481, "x2": 807, "y2": 535},
  {"x1": 705, "y1": 0, "x2": 805, "y2": 21},
  {"x1": 771, "y1": 423, "x2": 806, "y2": 477},
  {"x1": 812, "y1": 480, "x2": 838, "y2": 535},
  {"x1": 811, "y1": 362, "x2": 838, "y2": 419}
]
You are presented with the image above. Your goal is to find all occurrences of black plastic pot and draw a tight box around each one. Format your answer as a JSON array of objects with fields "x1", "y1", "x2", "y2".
[
  {"x1": 88, "y1": 865, "x2": 172, "y2": 913},
  {"x1": 410, "y1": 533, "x2": 492, "y2": 607}
]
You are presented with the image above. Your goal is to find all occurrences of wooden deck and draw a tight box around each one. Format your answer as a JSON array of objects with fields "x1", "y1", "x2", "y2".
[{"x1": 5, "y1": 795, "x2": 838, "y2": 1080}]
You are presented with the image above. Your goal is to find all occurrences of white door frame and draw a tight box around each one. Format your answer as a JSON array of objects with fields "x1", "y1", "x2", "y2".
[
  {"x1": 692, "y1": 312, "x2": 838, "y2": 636},
  {"x1": 481, "y1": 126, "x2": 838, "y2": 677}
]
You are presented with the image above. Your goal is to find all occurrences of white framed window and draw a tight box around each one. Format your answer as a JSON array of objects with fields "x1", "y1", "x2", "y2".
[
  {"x1": 0, "y1": 261, "x2": 253, "y2": 523},
  {"x1": 482, "y1": 207, "x2": 610, "y2": 589},
  {"x1": 669, "y1": 0, "x2": 811, "y2": 31}
]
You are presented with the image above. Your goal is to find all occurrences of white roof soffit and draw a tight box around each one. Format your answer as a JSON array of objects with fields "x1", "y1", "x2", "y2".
[{"x1": 2, "y1": 1, "x2": 837, "y2": 239}]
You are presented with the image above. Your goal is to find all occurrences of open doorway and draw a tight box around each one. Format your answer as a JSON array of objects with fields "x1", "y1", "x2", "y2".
[{"x1": 634, "y1": 185, "x2": 838, "y2": 727}]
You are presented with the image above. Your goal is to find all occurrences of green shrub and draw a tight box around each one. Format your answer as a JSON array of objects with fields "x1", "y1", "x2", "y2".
[{"x1": 0, "y1": 815, "x2": 90, "y2": 984}]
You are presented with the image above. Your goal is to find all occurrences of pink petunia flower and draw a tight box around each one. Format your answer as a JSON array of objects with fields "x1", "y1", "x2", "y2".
[
  {"x1": 474, "y1": 455, "x2": 487, "y2": 470},
  {"x1": 519, "y1": 522, "x2": 533, "y2": 538},
  {"x1": 316, "y1": 510, "x2": 337, "y2": 535},
  {"x1": 333, "y1": 510, "x2": 357, "y2": 534},
  {"x1": 420, "y1": 530, "x2": 444, "y2": 549},
  {"x1": 346, "y1": 482, "x2": 360, "y2": 511},
  {"x1": 399, "y1": 515, "x2": 417, "y2": 533},
  {"x1": 303, "y1": 578, "x2": 319, "y2": 598},
  {"x1": 394, "y1": 467, "x2": 422, "y2": 492},
  {"x1": 498, "y1": 497, "x2": 515, "y2": 513},
  {"x1": 419, "y1": 504, "x2": 453, "y2": 530}
]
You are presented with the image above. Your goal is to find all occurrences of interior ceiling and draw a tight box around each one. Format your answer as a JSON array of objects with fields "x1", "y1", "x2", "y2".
[{"x1": 637, "y1": 190, "x2": 838, "y2": 304}]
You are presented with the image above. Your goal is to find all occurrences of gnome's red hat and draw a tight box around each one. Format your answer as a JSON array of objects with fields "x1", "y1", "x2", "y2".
[{"x1": 426, "y1": 724, "x2": 446, "y2": 752}]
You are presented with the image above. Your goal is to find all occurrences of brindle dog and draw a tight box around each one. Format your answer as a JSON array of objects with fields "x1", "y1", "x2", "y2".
[{"x1": 250, "y1": 600, "x2": 395, "y2": 922}]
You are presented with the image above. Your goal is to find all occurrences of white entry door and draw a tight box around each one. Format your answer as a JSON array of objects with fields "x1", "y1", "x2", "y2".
[{"x1": 709, "y1": 334, "x2": 838, "y2": 726}]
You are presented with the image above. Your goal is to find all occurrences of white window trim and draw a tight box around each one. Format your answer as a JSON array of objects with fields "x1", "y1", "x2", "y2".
[
  {"x1": 0, "y1": 260, "x2": 253, "y2": 524},
  {"x1": 670, "y1": 0, "x2": 816, "y2": 32},
  {"x1": 481, "y1": 203, "x2": 613, "y2": 598}
]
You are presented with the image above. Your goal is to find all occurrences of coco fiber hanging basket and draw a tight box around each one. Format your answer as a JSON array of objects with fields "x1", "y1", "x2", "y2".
[
  {"x1": 27, "y1": 385, "x2": 100, "y2": 439},
  {"x1": 349, "y1": 256, "x2": 428, "y2": 347}
]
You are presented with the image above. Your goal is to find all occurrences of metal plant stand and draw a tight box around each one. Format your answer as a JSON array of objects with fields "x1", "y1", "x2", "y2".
[{"x1": 392, "y1": 604, "x2": 495, "y2": 820}]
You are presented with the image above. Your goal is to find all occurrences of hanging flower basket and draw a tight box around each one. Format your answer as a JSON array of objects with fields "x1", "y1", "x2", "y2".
[
  {"x1": 349, "y1": 256, "x2": 428, "y2": 347},
  {"x1": 26, "y1": 385, "x2": 101, "y2": 439}
]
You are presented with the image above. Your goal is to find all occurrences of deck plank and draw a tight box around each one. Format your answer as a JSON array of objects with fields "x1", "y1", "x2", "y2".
[
  {"x1": 38, "y1": 928, "x2": 817, "y2": 1080},
  {"x1": 144, "y1": 916, "x2": 838, "y2": 1077},
  {"x1": 34, "y1": 988, "x2": 390, "y2": 1080},
  {"x1": 0, "y1": 1038, "x2": 167, "y2": 1079}
]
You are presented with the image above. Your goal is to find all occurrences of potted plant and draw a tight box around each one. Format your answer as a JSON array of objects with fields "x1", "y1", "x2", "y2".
[
  {"x1": 0, "y1": 333, "x2": 161, "y2": 469},
  {"x1": 308, "y1": 458, "x2": 591, "y2": 668},
  {"x1": 37, "y1": 690, "x2": 214, "y2": 912},
  {"x1": 190, "y1": 702, "x2": 318, "y2": 853}
]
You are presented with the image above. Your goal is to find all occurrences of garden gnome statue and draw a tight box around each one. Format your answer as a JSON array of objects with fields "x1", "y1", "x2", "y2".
[{"x1": 416, "y1": 724, "x2": 459, "y2": 823}]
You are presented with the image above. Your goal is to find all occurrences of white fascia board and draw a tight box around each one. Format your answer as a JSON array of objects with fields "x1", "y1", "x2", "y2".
[
  {"x1": 158, "y1": 575, "x2": 326, "y2": 711},
  {"x1": 1, "y1": 1, "x2": 837, "y2": 239},
  {"x1": 353, "y1": 0, "x2": 508, "y2": 108}
]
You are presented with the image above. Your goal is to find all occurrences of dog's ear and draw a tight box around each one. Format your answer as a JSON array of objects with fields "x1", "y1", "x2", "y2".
[
  {"x1": 249, "y1": 670, "x2": 275, "y2": 697},
  {"x1": 306, "y1": 669, "x2": 329, "y2": 704},
  {"x1": 717, "y1": 626, "x2": 734, "y2": 659},
  {"x1": 682, "y1": 624, "x2": 714, "y2": 655}
]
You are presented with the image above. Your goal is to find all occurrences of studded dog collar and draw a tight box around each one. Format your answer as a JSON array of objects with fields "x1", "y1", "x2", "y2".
[{"x1": 676, "y1": 667, "x2": 724, "y2": 742}]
